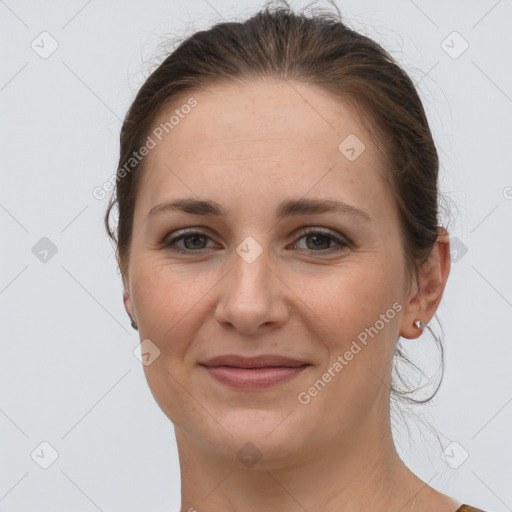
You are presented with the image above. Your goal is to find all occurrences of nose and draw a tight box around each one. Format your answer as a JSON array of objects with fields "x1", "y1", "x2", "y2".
[{"x1": 214, "y1": 247, "x2": 290, "y2": 335}]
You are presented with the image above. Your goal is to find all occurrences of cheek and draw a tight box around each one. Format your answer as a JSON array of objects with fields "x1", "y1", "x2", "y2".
[
  {"x1": 295, "y1": 258, "x2": 399, "y2": 334},
  {"x1": 141, "y1": 354, "x2": 201, "y2": 431},
  {"x1": 296, "y1": 267, "x2": 401, "y2": 422},
  {"x1": 131, "y1": 259, "x2": 212, "y2": 334},
  {"x1": 299, "y1": 259, "x2": 402, "y2": 396},
  {"x1": 132, "y1": 263, "x2": 208, "y2": 424}
]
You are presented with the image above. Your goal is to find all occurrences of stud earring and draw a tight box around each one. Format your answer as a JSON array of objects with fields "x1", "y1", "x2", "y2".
[{"x1": 413, "y1": 319, "x2": 424, "y2": 331}]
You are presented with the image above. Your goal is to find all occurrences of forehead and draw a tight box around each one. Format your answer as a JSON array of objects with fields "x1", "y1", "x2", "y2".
[
  {"x1": 135, "y1": 79, "x2": 394, "y2": 220},
  {"x1": 148, "y1": 79, "x2": 379, "y2": 162}
]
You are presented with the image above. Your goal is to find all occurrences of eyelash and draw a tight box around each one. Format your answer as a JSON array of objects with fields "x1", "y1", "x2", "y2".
[{"x1": 161, "y1": 227, "x2": 351, "y2": 256}]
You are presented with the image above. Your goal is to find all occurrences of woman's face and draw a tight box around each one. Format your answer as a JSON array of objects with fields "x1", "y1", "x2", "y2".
[{"x1": 124, "y1": 79, "x2": 423, "y2": 467}]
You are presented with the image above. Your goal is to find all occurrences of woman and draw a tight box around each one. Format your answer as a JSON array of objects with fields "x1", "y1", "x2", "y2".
[{"x1": 105, "y1": 2, "x2": 488, "y2": 511}]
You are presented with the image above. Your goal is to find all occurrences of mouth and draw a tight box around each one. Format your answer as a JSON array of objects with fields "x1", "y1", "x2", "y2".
[{"x1": 199, "y1": 354, "x2": 312, "y2": 390}]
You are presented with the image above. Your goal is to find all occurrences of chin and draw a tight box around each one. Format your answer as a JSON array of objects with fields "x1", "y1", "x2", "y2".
[
  {"x1": 221, "y1": 431, "x2": 308, "y2": 471},
  {"x1": 206, "y1": 409, "x2": 313, "y2": 467}
]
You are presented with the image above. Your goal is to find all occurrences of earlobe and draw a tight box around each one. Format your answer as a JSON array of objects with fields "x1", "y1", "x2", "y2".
[
  {"x1": 399, "y1": 228, "x2": 451, "y2": 340},
  {"x1": 123, "y1": 289, "x2": 139, "y2": 330}
]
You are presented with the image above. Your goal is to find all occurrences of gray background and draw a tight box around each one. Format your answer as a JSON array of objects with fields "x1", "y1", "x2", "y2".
[{"x1": 1, "y1": 0, "x2": 511, "y2": 511}]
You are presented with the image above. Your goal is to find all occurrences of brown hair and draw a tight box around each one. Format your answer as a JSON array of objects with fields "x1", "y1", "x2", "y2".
[{"x1": 105, "y1": 0, "x2": 448, "y2": 405}]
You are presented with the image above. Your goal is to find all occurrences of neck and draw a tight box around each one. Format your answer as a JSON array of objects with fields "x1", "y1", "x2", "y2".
[{"x1": 175, "y1": 400, "x2": 436, "y2": 512}]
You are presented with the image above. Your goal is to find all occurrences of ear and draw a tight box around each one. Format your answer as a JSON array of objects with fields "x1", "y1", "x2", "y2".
[
  {"x1": 122, "y1": 278, "x2": 138, "y2": 329},
  {"x1": 118, "y1": 252, "x2": 137, "y2": 328},
  {"x1": 399, "y1": 228, "x2": 451, "y2": 339},
  {"x1": 123, "y1": 289, "x2": 134, "y2": 319}
]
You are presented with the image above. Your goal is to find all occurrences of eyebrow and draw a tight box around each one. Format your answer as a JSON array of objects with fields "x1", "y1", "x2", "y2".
[{"x1": 148, "y1": 197, "x2": 371, "y2": 222}]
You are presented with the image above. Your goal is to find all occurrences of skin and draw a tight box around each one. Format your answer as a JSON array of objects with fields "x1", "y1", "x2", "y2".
[{"x1": 122, "y1": 78, "x2": 457, "y2": 512}]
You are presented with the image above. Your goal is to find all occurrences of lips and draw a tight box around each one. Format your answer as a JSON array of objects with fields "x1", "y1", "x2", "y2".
[
  {"x1": 199, "y1": 354, "x2": 309, "y2": 369},
  {"x1": 199, "y1": 354, "x2": 311, "y2": 390}
]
